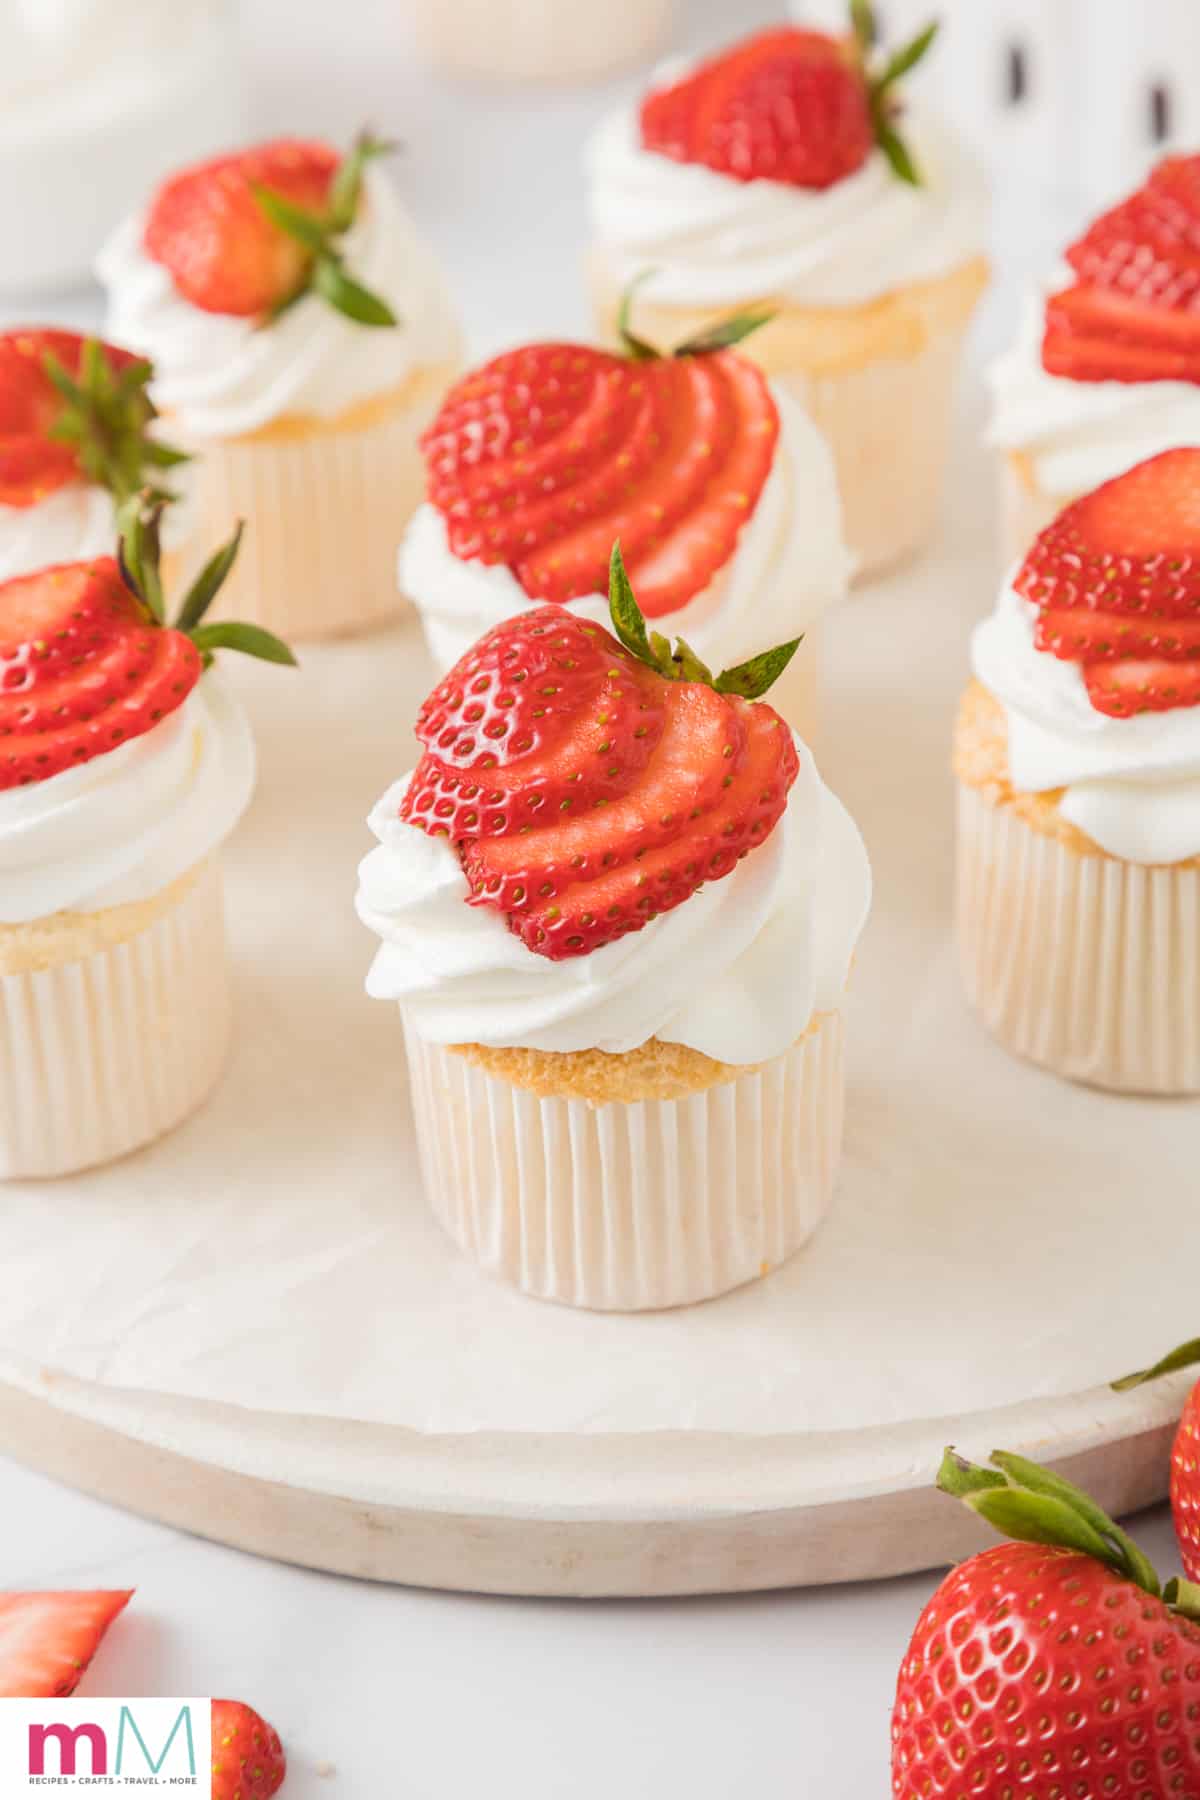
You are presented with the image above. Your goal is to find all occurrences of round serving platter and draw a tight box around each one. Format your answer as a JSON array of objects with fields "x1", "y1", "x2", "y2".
[{"x1": 0, "y1": 443, "x2": 1192, "y2": 1596}]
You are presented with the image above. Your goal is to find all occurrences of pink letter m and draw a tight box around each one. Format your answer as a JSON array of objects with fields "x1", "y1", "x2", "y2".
[{"x1": 28, "y1": 1721, "x2": 107, "y2": 1776}]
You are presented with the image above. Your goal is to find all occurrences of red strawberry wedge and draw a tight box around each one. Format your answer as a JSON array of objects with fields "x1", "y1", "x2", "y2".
[
  {"x1": 1015, "y1": 449, "x2": 1200, "y2": 718},
  {"x1": 0, "y1": 497, "x2": 294, "y2": 791},
  {"x1": 143, "y1": 130, "x2": 397, "y2": 328},
  {"x1": 0, "y1": 1591, "x2": 133, "y2": 1698},
  {"x1": 402, "y1": 544, "x2": 802, "y2": 961},
  {"x1": 211, "y1": 1699, "x2": 286, "y2": 1800}
]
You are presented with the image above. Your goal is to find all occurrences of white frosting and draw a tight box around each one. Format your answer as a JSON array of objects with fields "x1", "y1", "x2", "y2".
[
  {"x1": 586, "y1": 94, "x2": 987, "y2": 308},
  {"x1": 400, "y1": 385, "x2": 850, "y2": 676},
  {"x1": 973, "y1": 580, "x2": 1200, "y2": 865},
  {"x1": 97, "y1": 164, "x2": 461, "y2": 440},
  {"x1": 356, "y1": 737, "x2": 871, "y2": 1064},
  {"x1": 0, "y1": 482, "x2": 115, "y2": 584},
  {"x1": 987, "y1": 289, "x2": 1200, "y2": 500},
  {"x1": 0, "y1": 671, "x2": 255, "y2": 923}
]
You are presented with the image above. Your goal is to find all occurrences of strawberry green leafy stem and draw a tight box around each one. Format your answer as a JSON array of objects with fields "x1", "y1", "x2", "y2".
[
  {"x1": 116, "y1": 494, "x2": 297, "y2": 670},
  {"x1": 935, "y1": 1448, "x2": 1200, "y2": 1618},
  {"x1": 617, "y1": 273, "x2": 776, "y2": 363},
  {"x1": 253, "y1": 128, "x2": 400, "y2": 329},
  {"x1": 608, "y1": 542, "x2": 799, "y2": 700},
  {"x1": 1112, "y1": 1337, "x2": 1200, "y2": 1392},
  {"x1": 42, "y1": 339, "x2": 189, "y2": 509},
  {"x1": 849, "y1": 0, "x2": 939, "y2": 187}
]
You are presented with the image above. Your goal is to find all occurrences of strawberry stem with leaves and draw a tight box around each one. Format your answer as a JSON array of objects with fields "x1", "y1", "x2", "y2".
[
  {"x1": 608, "y1": 542, "x2": 799, "y2": 699},
  {"x1": 117, "y1": 494, "x2": 297, "y2": 670},
  {"x1": 254, "y1": 128, "x2": 400, "y2": 329},
  {"x1": 938, "y1": 1447, "x2": 1200, "y2": 1621},
  {"x1": 617, "y1": 273, "x2": 776, "y2": 363},
  {"x1": 849, "y1": 0, "x2": 939, "y2": 187},
  {"x1": 42, "y1": 339, "x2": 189, "y2": 509}
]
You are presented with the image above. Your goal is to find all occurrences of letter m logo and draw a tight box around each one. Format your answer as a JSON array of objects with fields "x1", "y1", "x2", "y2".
[
  {"x1": 116, "y1": 1703, "x2": 196, "y2": 1775},
  {"x1": 28, "y1": 1721, "x2": 107, "y2": 1776}
]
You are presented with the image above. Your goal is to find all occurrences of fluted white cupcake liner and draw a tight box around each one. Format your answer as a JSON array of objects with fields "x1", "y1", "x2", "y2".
[
  {"x1": 402, "y1": 1012, "x2": 846, "y2": 1311},
  {"x1": 0, "y1": 860, "x2": 232, "y2": 1180},
  {"x1": 404, "y1": 0, "x2": 674, "y2": 81},
  {"x1": 173, "y1": 375, "x2": 451, "y2": 643},
  {"x1": 956, "y1": 784, "x2": 1200, "y2": 1095},
  {"x1": 772, "y1": 322, "x2": 971, "y2": 582}
]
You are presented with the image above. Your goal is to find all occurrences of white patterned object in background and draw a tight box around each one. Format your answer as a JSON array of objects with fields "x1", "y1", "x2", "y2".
[{"x1": 0, "y1": 0, "x2": 246, "y2": 296}]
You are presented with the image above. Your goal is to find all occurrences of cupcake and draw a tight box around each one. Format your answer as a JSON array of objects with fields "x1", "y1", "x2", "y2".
[
  {"x1": 585, "y1": 10, "x2": 989, "y2": 579},
  {"x1": 404, "y1": 0, "x2": 675, "y2": 83},
  {"x1": 0, "y1": 504, "x2": 293, "y2": 1179},
  {"x1": 98, "y1": 131, "x2": 463, "y2": 643},
  {"x1": 955, "y1": 450, "x2": 1200, "y2": 1095},
  {"x1": 357, "y1": 547, "x2": 871, "y2": 1310},
  {"x1": 400, "y1": 318, "x2": 851, "y2": 740},
  {"x1": 0, "y1": 328, "x2": 186, "y2": 584},
  {"x1": 989, "y1": 154, "x2": 1200, "y2": 563}
]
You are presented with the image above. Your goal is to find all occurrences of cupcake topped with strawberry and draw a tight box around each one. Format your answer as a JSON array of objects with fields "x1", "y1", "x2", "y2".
[
  {"x1": 0, "y1": 502, "x2": 291, "y2": 925},
  {"x1": 971, "y1": 449, "x2": 1200, "y2": 866},
  {"x1": 990, "y1": 155, "x2": 1200, "y2": 533},
  {"x1": 98, "y1": 130, "x2": 460, "y2": 443},
  {"x1": 0, "y1": 328, "x2": 185, "y2": 585},
  {"x1": 359, "y1": 547, "x2": 870, "y2": 1066},
  {"x1": 400, "y1": 306, "x2": 850, "y2": 724},
  {"x1": 586, "y1": 9, "x2": 986, "y2": 317}
]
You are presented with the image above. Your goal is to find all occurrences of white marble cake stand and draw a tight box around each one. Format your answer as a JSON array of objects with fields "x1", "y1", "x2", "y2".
[{"x1": 0, "y1": 473, "x2": 1192, "y2": 1596}]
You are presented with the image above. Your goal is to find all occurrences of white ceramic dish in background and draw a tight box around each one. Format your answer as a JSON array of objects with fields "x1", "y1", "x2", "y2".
[{"x1": 0, "y1": 0, "x2": 245, "y2": 297}]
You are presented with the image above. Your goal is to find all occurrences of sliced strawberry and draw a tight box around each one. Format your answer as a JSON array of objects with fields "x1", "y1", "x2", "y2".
[
  {"x1": 1085, "y1": 658, "x2": 1200, "y2": 716},
  {"x1": 144, "y1": 139, "x2": 338, "y2": 317},
  {"x1": 0, "y1": 329, "x2": 142, "y2": 508},
  {"x1": 514, "y1": 700, "x2": 798, "y2": 960},
  {"x1": 0, "y1": 1591, "x2": 132, "y2": 1698},
  {"x1": 626, "y1": 354, "x2": 779, "y2": 616},
  {"x1": 211, "y1": 1698, "x2": 286, "y2": 1800},
  {"x1": 420, "y1": 339, "x2": 779, "y2": 619},
  {"x1": 641, "y1": 28, "x2": 873, "y2": 191},
  {"x1": 461, "y1": 681, "x2": 745, "y2": 913},
  {"x1": 1036, "y1": 606, "x2": 1200, "y2": 661},
  {"x1": 0, "y1": 559, "x2": 203, "y2": 789}
]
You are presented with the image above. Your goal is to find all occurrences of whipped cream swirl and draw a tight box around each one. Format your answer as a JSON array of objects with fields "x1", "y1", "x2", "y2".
[
  {"x1": 988, "y1": 290, "x2": 1200, "y2": 501},
  {"x1": 0, "y1": 672, "x2": 255, "y2": 924},
  {"x1": 400, "y1": 385, "x2": 850, "y2": 677},
  {"x1": 973, "y1": 581, "x2": 1200, "y2": 865},
  {"x1": 0, "y1": 483, "x2": 116, "y2": 584},
  {"x1": 97, "y1": 165, "x2": 462, "y2": 440},
  {"x1": 357, "y1": 739, "x2": 871, "y2": 1064},
  {"x1": 586, "y1": 97, "x2": 987, "y2": 309}
]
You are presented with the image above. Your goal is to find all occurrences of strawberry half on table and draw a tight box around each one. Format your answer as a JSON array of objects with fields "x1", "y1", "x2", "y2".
[
  {"x1": 401, "y1": 542, "x2": 801, "y2": 960},
  {"x1": 0, "y1": 329, "x2": 186, "y2": 515},
  {"x1": 0, "y1": 498, "x2": 294, "y2": 792},
  {"x1": 1014, "y1": 448, "x2": 1200, "y2": 718},
  {"x1": 639, "y1": 3, "x2": 939, "y2": 190},
  {"x1": 0, "y1": 1590, "x2": 132, "y2": 1698},
  {"x1": 1045, "y1": 153, "x2": 1200, "y2": 384},
  {"x1": 211, "y1": 1698, "x2": 287, "y2": 1800},
  {"x1": 893, "y1": 1450, "x2": 1200, "y2": 1798},
  {"x1": 143, "y1": 129, "x2": 398, "y2": 327}
]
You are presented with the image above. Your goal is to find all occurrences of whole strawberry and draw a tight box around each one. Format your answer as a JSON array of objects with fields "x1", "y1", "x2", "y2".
[
  {"x1": 893, "y1": 1449, "x2": 1200, "y2": 1799},
  {"x1": 640, "y1": 4, "x2": 938, "y2": 191},
  {"x1": 0, "y1": 329, "x2": 186, "y2": 510},
  {"x1": 144, "y1": 129, "x2": 397, "y2": 326},
  {"x1": 1116, "y1": 1338, "x2": 1200, "y2": 1584},
  {"x1": 0, "y1": 497, "x2": 294, "y2": 791},
  {"x1": 211, "y1": 1699, "x2": 286, "y2": 1800},
  {"x1": 401, "y1": 543, "x2": 801, "y2": 960}
]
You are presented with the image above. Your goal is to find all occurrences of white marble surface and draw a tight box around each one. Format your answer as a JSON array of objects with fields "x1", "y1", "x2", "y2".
[{"x1": 0, "y1": 2, "x2": 1172, "y2": 1794}]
